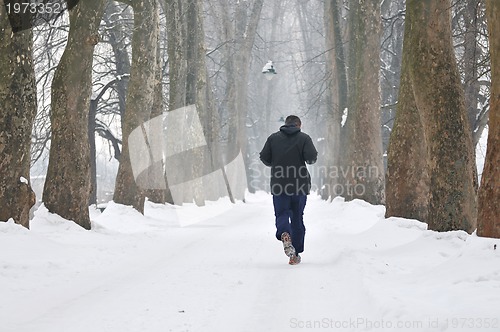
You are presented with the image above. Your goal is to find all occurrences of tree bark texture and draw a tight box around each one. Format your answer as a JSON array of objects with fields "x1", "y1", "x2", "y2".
[
  {"x1": 113, "y1": 0, "x2": 159, "y2": 213},
  {"x1": 407, "y1": 0, "x2": 477, "y2": 232},
  {"x1": 477, "y1": 0, "x2": 500, "y2": 238},
  {"x1": 0, "y1": 2, "x2": 37, "y2": 228},
  {"x1": 343, "y1": 0, "x2": 385, "y2": 205},
  {"x1": 462, "y1": 0, "x2": 482, "y2": 134},
  {"x1": 385, "y1": 2, "x2": 430, "y2": 223},
  {"x1": 42, "y1": 0, "x2": 105, "y2": 229},
  {"x1": 185, "y1": 0, "x2": 208, "y2": 206},
  {"x1": 323, "y1": 0, "x2": 347, "y2": 200},
  {"x1": 89, "y1": 98, "x2": 98, "y2": 206}
]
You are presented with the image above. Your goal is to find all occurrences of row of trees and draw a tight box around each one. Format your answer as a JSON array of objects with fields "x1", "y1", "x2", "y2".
[
  {"x1": 0, "y1": 0, "x2": 499, "y2": 238},
  {"x1": 386, "y1": 0, "x2": 478, "y2": 233},
  {"x1": 385, "y1": 0, "x2": 499, "y2": 238},
  {"x1": 1, "y1": 0, "x2": 271, "y2": 228},
  {"x1": 321, "y1": 0, "x2": 499, "y2": 237}
]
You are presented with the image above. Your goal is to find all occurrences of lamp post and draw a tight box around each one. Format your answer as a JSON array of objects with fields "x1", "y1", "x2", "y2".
[{"x1": 262, "y1": 60, "x2": 277, "y2": 80}]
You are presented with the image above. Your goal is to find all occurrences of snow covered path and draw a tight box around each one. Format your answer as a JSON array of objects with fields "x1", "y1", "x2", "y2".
[{"x1": 1, "y1": 193, "x2": 500, "y2": 332}]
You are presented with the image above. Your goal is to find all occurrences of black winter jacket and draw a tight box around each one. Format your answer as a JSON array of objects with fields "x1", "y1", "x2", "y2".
[{"x1": 259, "y1": 124, "x2": 318, "y2": 195}]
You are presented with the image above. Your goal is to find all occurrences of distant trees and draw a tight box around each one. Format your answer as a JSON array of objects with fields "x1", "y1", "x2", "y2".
[
  {"x1": 88, "y1": 1, "x2": 133, "y2": 206},
  {"x1": 385, "y1": 0, "x2": 477, "y2": 233},
  {"x1": 164, "y1": 0, "x2": 216, "y2": 206},
  {"x1": 380, "y1": 0, "x2": 404, "y2": 154},
  {"x1": 478, "y1": 0, "x2": 500, "y2": 238},
  {"x1": 0, "y1": 2, "x2": 37, "y2": 228},
  {"x1": 218, "y1": 0, "x2": 264, "y2": 198},
  {"x1": 453, "y1": 0, "x2": 490, "y2": 148}
]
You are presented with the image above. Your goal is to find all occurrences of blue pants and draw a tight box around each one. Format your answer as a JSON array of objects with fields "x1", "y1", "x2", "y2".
[{"x1": 273, "y1": 194, "x2": 307, "y2": 254}]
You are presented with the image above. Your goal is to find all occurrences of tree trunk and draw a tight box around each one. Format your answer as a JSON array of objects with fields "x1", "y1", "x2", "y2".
[
  {"x1": 0, "y1": 3, "x2": 37, "y2": 228},
  {"x1": 185, "y1": 0, "x2": 208, "y2": 206},
  {"x1": 145, "y1": 26, "x2": 166, "y2": 204},
  {"x1": 324, "y1": 0, "x2": 347, "y2": 201},
  {"x1": 477, "y1": 0, "x2": 500, "y2": 238},
  {"x1": 463, "y1": 0, "x2": 482, "y2": 133},
  {"x1": 343, "y1": 0, "x2": 385, "y2": 205},
  {"x1": 113, "y1": 0, "x2": 159, "y2": 213},
  {"x1": 43, "y1": 1, "x2": 105, "y2": 229},
  {"x1": 89, "y1": 99, "x2": 98, "y2": 206},
  {"x1": 165, "y1": 0, "x2": 204, "y2": 205},
  {"x1": 166, "y1": 0, "x2": 186, "y2": 110},
  {"x1": 164, "y1": 0, "x2": 186, "y2": 204},
  {"x1": 104, "y1": 2, "x2": 131, "y2": 122},
  {"x1": 385, "y1": 11, "x2": 429, "y2": 222},
  {"x1": 408, "y1": 0, "x2": 477, "y2": 232}
]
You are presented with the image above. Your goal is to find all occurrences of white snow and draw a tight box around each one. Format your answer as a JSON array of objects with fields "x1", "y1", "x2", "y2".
[
  {"x1": 19, "y1": 177, "x2": 28, "y2": 185},
  {"x1": 1, "y1": 193, "x2": 500, "y2": 332},
  {"x1": 476, "y1": 127, "x2": 488, "y2": 183},
  {"x1": 342, "y1": 108, "x2": 348, "y2": 127}
]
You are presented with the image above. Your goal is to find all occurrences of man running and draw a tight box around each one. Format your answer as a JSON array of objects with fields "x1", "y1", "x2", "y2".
[{"x1": 259, "y1": 115, "x2": 318, "y2": 265}]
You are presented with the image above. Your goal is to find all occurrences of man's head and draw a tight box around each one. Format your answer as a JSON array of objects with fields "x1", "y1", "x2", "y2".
[{"x1": 285, "y1": 115, "x2": 301, "y2": 128}]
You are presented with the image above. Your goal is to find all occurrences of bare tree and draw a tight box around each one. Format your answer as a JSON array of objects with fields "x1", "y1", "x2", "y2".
[
  {"x1": 144, "y1": 19, "x2": 166, "y2": 204},
  {"x1": 385, "y1": 3, "x2": 429, "y2": 223},
  {"x1": 43, "y1": 1, "x2": 106, "y2": 229},
  {"x1": 31, "y1": 21, "x2": 69, "y2": 170},
  {"x1": 87, "y1": 2, "x2": 133, "y2": 205},
  {"x1": 165, "y1": 0, "x2": 235, "y2": 205},
  {"x1": 389, "y1": 0, "x2": 477, "y2": 232},
  {"x1": 380, "y1": 0, "x2": 405, "y2": 155},
  {"x1": 113, "y1": 0, "x2": 159, "y2": 213},
  {"x1": 218, "y1": 0, "x2": 264, "y2": 199},
  {"x1": 323, "y1": 0, "x2": 347, "y2": 200},
  {"x1": 343, "y1": 0, "x2": 385, "y2": 205},
  {"x1": 452, "y1": 0, "x2": 490, "y2": 147},
  {"x1": 477, "y1": 0, "x2": 500, "y2": 238},
  {"x1": 0, "y1": 2, "x2": 37, "y2": 228}
]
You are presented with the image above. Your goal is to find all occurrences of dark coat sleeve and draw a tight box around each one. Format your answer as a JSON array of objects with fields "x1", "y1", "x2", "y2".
[
  {"x1": 303, "y1": 135, "x2": 318, "y2": 165},
  {"x1": 259, "y1": 137, "x2": 272, "y2": 166}
]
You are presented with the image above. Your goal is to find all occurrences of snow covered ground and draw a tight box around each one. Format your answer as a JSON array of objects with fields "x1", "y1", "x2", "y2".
[{"x1": 1, "y1": 192, "x2": 500, "y2": 332}]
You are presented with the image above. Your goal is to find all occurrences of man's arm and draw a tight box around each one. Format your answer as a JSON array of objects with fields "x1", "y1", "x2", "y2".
[
  {"x1": 303, "y1": 135, "x2": 318, "y2": 165},
  {"x1": 259, "y1": 137, "x2": 272, "y2": 166}
]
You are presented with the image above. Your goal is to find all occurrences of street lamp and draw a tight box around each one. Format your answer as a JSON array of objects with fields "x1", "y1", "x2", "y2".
[{"x1": 262, "y1": 60, "x2": 277, "y2": 80}]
